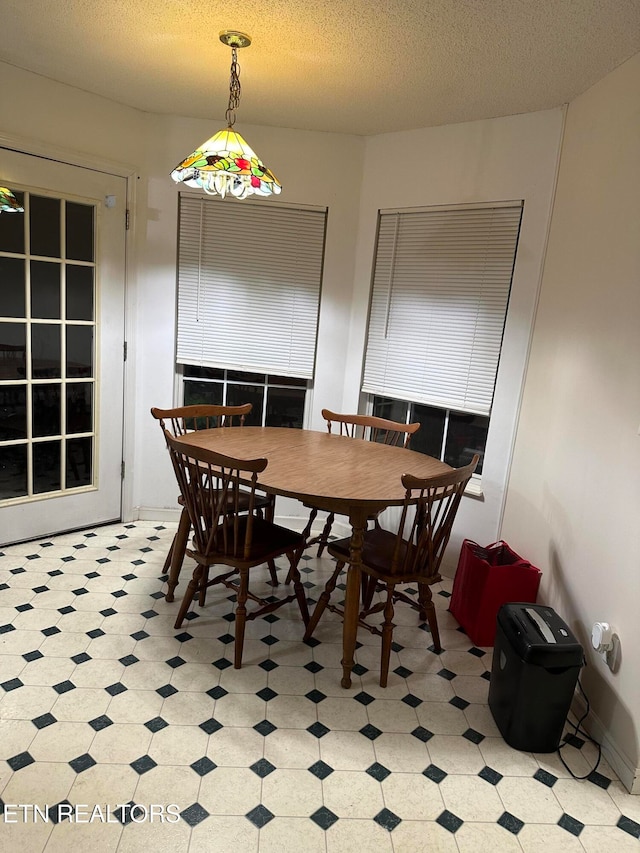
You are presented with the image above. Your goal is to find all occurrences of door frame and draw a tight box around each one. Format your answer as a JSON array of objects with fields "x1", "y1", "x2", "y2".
[{"x1": 0, "y1": 131, "x2": 138, "y2": 526}]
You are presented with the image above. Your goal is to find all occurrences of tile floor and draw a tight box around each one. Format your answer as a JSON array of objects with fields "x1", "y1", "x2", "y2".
[{"x1": 0, "y1": 520, "x2": 639, "y2": 852}]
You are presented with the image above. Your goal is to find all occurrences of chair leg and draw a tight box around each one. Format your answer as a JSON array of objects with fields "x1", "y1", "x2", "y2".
[
  {"x1": 316, "y1": 512, "x2": 334, "y2": 557},
  {"x1": 161, "y1": 538, "x2": 174, "y2": 575},
  {"x1": 303, "y1": 560, "x2": 344, "y2": 640},
  {"x1": 174, "y1": 562, "x2": 204, "y2": 628},
  {"x1": 380, "y1": 585, "x2": 396, "y2": 688},
  {"x1": 419, "y1": 583, "x2": 441, "y2": 652},
  {"x1": 284, "y1": 508, "x2": 318, "y2": 586},
  {"x1": 267, "y1": 559, "x2": 279, "y2": 586},
  {"x1": 234, "y1": 568, "x2": 249, "y2": 669},
  {"x1": 265, "y1": 495, "x2": 275, "y2": 523},
  {"x1": 361, "y1": 574, "x2": 378, "y2": 610},
  {"x1": 265, "y1": 497, "x2": 280, "y2": 585},
  {"x1": 285, "y1": 539, "x2": 306, "y2": 585},
  {"x1": 286, "y1": 553, "x2": 310, "y2": 626},
  {"x1": 165, "y1": 508, "x2": 190, "y2": 603},
  {"x1": 301, "y1": 507, "x2": 318, "y2": 543},
  {"x1": 198, "y1": 569, "x2": 208, "y2": 607}
]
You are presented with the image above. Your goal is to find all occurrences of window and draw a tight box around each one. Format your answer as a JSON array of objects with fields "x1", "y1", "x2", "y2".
[
  {"x1": 363, "y1": 202, "x2": 523, "y2": 477},
  {"x1": 371, "y1": 396, "x2": 488, "y2": 474},
  {"x1": 176, "y1": 195, "x2": 327, "y2": 382},
  {"x1": 181, "y1": 365, "x2": 307, "y2": 428}
]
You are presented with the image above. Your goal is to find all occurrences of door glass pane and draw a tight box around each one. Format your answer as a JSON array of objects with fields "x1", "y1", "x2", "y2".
[
  {"x1": 0, "y1": 323, "x2": 27, "y2": 379},
  {"x1": 0, "y1": 190, "x2": 25, "y2": 253},
  {"x1": 226, "y1": 384, "x2": 263, "y2": 425},
  {"x1": 31, "y1": 260, "x2": 61, "y2": 319},
  {"x1": 30, "y1": 196, "x2": 60, "y2": 258},
  {"x1": 66, "y1": 326, "x2": 93, "y2": 377},
  {"x1": 66, "y1": 437, "x2": 92, "y2": 487},
  {"x1": 32, "y1": 325, "x2": 61, "y2": 379},
  {"x1": 66, "y1": 265, "x2": 94, "y2": 320},
  {"x1": 183, "y1": 379, "x2": 223, "y2": 407},
  {"x1": 0, "y1": 444, "x2": 27, "y2": 499},
  {"x1": 266, "y1": 387, "x2": 304, "y2": 428},
  {"x1": 67, "y1": 382, "x2": 93, "y2": 433},
  {"x1": 33, "y1": 440, "x2": 61, "y2": 493},
  {"x1": 445, "y1": 412, "x2": 488, "y2": 474},
  {"x1": 66, "y1": 202, "x2": 94, "y2": 262},
  {"x1": 410, "y1": 403, "x2": 446, "y2": 459},
  {"x1": 0, "y1": 385, "x2": 26, "y2": 440},
  {"x1": 33, "y1": 384, "x2": 61, "y2": 437},
  {"x1": 0, "y1": 257, "x2": 26, "y2": 317}
]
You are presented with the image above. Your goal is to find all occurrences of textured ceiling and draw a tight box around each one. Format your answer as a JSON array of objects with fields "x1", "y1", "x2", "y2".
[{"x1": 2, "y1": 0, "x2": 640, "y2": 135}]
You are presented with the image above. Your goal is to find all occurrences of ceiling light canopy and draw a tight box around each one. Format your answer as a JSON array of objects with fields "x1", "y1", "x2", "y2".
[
  {"x1": 170, "y1": 31, "x2": 281, "y2": 200},
  {"x1": 0, "y1": 187, "x2": 24, "y2": 213}
]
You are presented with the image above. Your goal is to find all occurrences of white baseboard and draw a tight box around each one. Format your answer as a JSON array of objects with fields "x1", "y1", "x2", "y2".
[
  {"x1": 135, "y1": 506, "x2": 182, "y2": 522},
  {"x1": 134, "y1": 507, "x2": 344, "y2": 540},
  {"x1": 572, "y1": 691, "x2": 639, "y2": 794}
]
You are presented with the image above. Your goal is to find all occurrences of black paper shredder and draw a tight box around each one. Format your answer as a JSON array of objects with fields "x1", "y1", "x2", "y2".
[{"x1": 488, "y1": 602, "x2": 583, "y2": 752}]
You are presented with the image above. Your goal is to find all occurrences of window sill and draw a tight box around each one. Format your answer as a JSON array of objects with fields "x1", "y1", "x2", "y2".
[{"x1": 464, "y1": 479, "x2": 484, "y2": 499}]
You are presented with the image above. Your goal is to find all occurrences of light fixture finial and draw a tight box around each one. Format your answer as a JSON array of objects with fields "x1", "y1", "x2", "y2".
[{"x1": 219, "y1": 30, "x2": 251, "y2": 49}]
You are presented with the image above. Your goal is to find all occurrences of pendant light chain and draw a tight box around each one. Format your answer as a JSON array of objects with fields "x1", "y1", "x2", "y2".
[{"x1": 225, "y1": 47, "x2": 242, "y2": 128}]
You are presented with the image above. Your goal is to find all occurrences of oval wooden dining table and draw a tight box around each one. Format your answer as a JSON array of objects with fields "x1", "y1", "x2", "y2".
[{"x1": 171, "y1": 426, "x2": 452, "y2": 688}]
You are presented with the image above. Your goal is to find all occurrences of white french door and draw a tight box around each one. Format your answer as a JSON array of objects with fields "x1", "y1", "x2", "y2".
[{"x1": 0, "y1": 148, "x2": 127, "y2": 544}]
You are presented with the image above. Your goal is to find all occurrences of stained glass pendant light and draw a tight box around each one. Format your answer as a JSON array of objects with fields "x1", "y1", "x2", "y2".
[
  {"x1": 0, "y1": 187, "x2": 24, "y2": 213},
  {"x1": 170, "y1": 31, "x2": 281, "y2": 199}
]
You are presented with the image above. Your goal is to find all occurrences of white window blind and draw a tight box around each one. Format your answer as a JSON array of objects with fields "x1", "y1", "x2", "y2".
[
  {"x1": 362, "y1": 203, "x2": 523, "y2": 416},
  {"x1": 177, "y1": 195, "x2": 326, "y2": 379}
]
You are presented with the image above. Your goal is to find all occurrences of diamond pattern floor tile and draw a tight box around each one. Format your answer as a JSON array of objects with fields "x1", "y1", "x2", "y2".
[{"x1": 0, "y1": 520, "x2": 631, "y2": 851}]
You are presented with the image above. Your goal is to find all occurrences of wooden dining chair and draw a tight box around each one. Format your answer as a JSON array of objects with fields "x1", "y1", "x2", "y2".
[
  {"x1": 151, "y1": 404, "x2": 277, "y2": 602},
  {"x1": 303, "y1": 455, "x2": 479, "y2": 687},
  {"x1": 302, "y1": 408, "x2": 420, "y2": 557},
  {"x1": 164, "y1": 430, "x2": 309, "y2": 668}
]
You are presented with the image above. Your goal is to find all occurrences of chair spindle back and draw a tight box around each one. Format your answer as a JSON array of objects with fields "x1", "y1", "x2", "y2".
[
  {"x1": 390, "y1": 456, "x2": 479, "y2": 581},
  {"x1": 322, "y1": 408, "x2": 420, "y2": 448},
  {"x1": 164, "y1": 430, "x2": 268, "y2": 562},
  {"x1": 151, "y1": 403, "x2": 252, "y2": 436}
]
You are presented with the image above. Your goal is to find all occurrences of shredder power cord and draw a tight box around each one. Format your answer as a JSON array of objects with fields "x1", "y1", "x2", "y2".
[{"x1": 557, "y1": 675, "x2": 602, "y2": 780}]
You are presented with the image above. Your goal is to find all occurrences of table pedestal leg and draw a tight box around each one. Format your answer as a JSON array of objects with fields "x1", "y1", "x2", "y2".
[{"x1": 341, "y1": 510, "x2": 366, "y2": 689}]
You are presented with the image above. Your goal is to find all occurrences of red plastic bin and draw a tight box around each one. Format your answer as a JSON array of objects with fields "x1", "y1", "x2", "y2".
[{"x1": 449, "y1": 539, "x2": 542, "y2": 647}]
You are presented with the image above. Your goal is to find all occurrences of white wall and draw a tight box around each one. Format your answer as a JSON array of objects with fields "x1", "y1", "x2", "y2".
[
  {"x1": 0, "y1": 64, "x2": 147, "y2": 168},
  {"x1": 501, "y1": 54, "x2": 640, "y2": 791},
  {"x1": 348, "y1": 111, "x2": 564, "y2": 566}
]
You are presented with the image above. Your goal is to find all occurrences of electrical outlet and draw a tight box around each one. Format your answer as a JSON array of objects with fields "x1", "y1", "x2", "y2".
[{"x1": 605, "y1": 633, "x2": 621, "y2": 673}]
